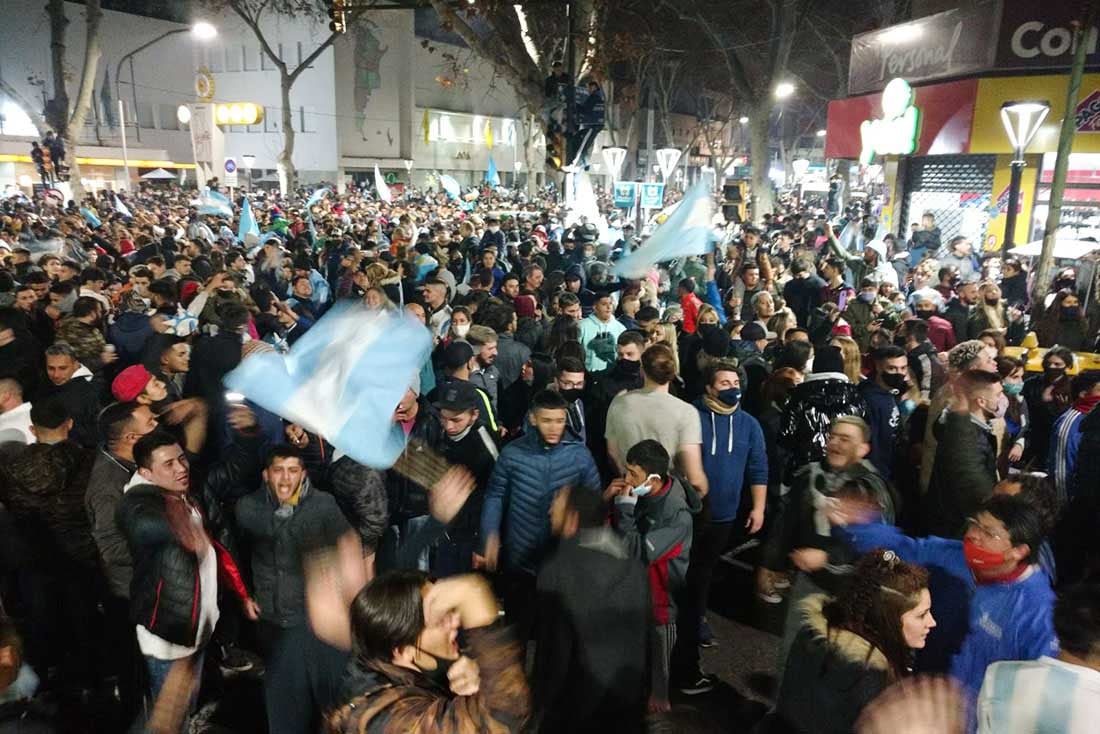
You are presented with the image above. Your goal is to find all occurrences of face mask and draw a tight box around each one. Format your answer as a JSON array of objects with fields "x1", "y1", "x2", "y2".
[
  {"x1": 559, "y1": 388, "x2": 583, "y2": 403},
  {"x1": 983, "y1": 296, "x2": 999, "y2": 306},
  {"x1": 1003, "y1": 382, "x2": 1023, "y2": 397},
  {"x1": 915, "y1": 309, "x2": 936, "y2": 320},
  {"x1": 1045, "y1": 367, "x2": 1065, "y2": 382},
  {"x1": 963, "y1": 537, "x2": 1008, "y2": 574},
  {"x1": 858, "y1": 291, "x2": 876, "y2": 304},
  {"x1": 617, "y1": 358, "x2": 641, "y2": 375},
  {"x1": 1061, "y1": 307, "x2": 1079, "y2": 320},
  {"x1": 882, "y1": 373, "x2": 908, "y2": 393},
  {"x1": 631, "y1": 473, "x2": 661, "y2": 497},
  {"x1": 717, "y1": 387, "x2": 742, "y2": 407},
  {"x1": 453, "y1": 323, "x2": 470, "y2": 338}
]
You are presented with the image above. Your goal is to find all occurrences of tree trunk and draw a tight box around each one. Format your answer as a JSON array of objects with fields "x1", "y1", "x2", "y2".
[
  {"x1": 748, "y1": 107, "x2": 773, "y2": 224},
  {"x1": 45, "y1": 0, "x2": 69, "y2": 133},
  {"x1": 279, "y1": 73, "x2": 296, "y2": 195},
  {"x1": 65, "y1": 0, "x2": 103, "y2": 200},
  {"x1": 522, "y1": 113, "x2": 540, "y2": 195}
]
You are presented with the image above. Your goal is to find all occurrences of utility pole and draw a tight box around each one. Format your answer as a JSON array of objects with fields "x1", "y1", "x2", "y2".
[{"x1": 1032, "y1": 7, "x2": 1097, "y2": 307}]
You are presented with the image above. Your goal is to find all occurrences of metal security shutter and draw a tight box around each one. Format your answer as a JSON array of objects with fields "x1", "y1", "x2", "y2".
[{"x1": 900, "y1": 155, "x2": 997, "y2": 244}]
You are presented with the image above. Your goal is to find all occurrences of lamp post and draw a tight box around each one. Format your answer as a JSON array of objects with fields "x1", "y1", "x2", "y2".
[
  {"x1": 999, "y1": 100, "x2": 1049, "y2": 251},
  {"x1": 241, "y1": 153, "x2": 255, "y2": 191},
  {"x1": 601, "y1": 145, "x2": 627, "y2": 192},
  {"x1": 116, "y1": 22, "x2": 217, "y2": 142},
  {"x1": 655, "y1": 147, "x2": 681, "y2": 189}
]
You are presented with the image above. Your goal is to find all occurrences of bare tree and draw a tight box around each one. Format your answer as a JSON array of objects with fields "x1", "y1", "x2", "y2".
[
  {"x1": 208, "y1": 0, "x2": 368, "y2": 193},
  {"x1": 42, "y1": 0, "x2": 104, "y2": 200}
]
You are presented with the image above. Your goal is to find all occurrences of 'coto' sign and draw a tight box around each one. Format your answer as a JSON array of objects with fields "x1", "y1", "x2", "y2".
[
  {"x1": 996, "y1": 2, "x2": 1100, "y2": 71},
  {"x1": 1009, "y1": 22, "x2": 1099, "y2": 60}
]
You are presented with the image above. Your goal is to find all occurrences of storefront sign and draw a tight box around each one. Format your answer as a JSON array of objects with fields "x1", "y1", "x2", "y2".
[
  {"x1": 640, "y1": 183, "x2": 664, "y2": 209},
  {"x1": 859, "y1": 78, "x2": 921, "y2": 164},
  {"x1": 1076, "y1": 90, "x2": 1100, "y2": 133},
  {"x1": 848, "y1": 2, "x2": 998, "y2": 95},
  {"x1": 996, "y1": 1, "x2": 1100, "y2": 73}
]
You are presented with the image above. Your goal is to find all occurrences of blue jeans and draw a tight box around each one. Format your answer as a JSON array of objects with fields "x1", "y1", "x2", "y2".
[{"x1": 144, "y1": 649, "x2": 205, "y2": 716}]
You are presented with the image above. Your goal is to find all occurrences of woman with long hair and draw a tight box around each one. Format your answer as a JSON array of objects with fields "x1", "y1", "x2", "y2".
[
  {"x1": 967, "y1": 281, "x2": 1006, "y2": 339},
  {"x1": 831, "y1": 335, "x2": 863, "y2": 384},
  {"x1": 1035, "y1": 288, "x2": 1090, "y2": 350},
  {"x1": 774, "y1": 550, "x2": 934, "y2": 733},
  {"x1": 543, "y1": 315, "x2": 581, "y2": 355},
  {"x1": 996, "y1": 356, "x2": 1030, "y2": 475}
]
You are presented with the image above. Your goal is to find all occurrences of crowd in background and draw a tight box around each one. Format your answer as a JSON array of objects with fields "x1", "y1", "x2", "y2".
[{"x1": 0, "y1": 178, "x2": 1098, "y2": 734}]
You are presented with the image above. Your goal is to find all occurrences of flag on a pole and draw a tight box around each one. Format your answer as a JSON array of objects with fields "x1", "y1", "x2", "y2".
[
  {"x1": 374, "y1": 165, "x2": 392, "y2": 203},
  {"x1": 612, "y1": 181, "x2": 717, "y2": 278},
  {"x1": 304, "y1": 187, "x2": 329, "y2": 238},
  {"x1": 440, "y1": 174, "x2": 461, "y2": 200},
  {"x1": 114, "y1": 195, "x2": 132, "y2": 218},
  {"x1": 422, "y1": 108, "x2": 431, "y2": 144},
  {"x1": 237, "y1": 196, "x2": 259, "y2": 243},
  {"x1": 486, "y1": 157, "x2": 500, "y2": 187},
  {"x1": 224, "y1": 303, "x2": 433, "y2": 468},
  {"x1": 484, "y1": 119, "x2": 494, "y2": 149}
]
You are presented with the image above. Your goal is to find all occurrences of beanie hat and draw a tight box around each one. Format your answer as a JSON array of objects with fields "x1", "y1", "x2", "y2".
[
  {"x1": 740, "y1": 322, "x2": 767, "y2": 342},
  {"x1": 700, "y1": 325, "x2": 731, "y2": 358},
  {"x1": 514, "y1": 294, "x2": 538, "y2": 319},
  {"x1": 112, "y1": 364, "x2": 152, "y2": 402}
]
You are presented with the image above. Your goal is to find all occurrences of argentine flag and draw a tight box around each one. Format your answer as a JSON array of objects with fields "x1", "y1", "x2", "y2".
[
  {"x1": 305, "y1": 187, "x2": 329, "y2": 238},
  {"x1": 197, "y1": 187, "x2": 233, "y2": 218},
  {"x1": 612, "y1": 181, "x2": 717, "y2": 278},
  {"x1": 114, "y1": 195, "x2": 132, "y2": 219},
  {"x1": 237, "y1": 196, "x2": 259, "y2": 243},
  {"x1": 486, "y1": 156, "x2": 500, "y2": 187},
  {"x1": 224, "y1": 303, "x2": 432, "y2": 468},
  {"x1": 439, "y1": 174, "x2": 461, "y2": 200},
  {"x1": 79, "y1": 207, "x2": 102, "y2": 228}
]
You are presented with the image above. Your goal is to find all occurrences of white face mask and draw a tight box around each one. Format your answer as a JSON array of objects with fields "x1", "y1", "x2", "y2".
[
  {"x1": 453, "y1": 323, "x2": 470, "y2": 338},
  {"x1": 631, "y1": 473, "x2": 661, "y2": 497}
]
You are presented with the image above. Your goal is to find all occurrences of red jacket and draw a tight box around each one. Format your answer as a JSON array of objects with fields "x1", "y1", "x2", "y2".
[{"x1": 681, "y1": 293, "x2": 703, "y2": 334}]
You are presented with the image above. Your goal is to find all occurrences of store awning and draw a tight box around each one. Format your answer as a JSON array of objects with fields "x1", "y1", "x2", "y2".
[
  {"x1": 1008, "y1": 239, "x2": 1100, "y2": 259},
  {"x1": 140, "y1": 168, "x2": 177, "y2": 180}
]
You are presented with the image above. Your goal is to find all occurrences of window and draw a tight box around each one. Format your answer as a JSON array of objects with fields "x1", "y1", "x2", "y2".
[
  {"x1": 137, "y1": 102, "x2": 155, "y2": 129},
  {"x1": 158, "y1": 104, "x2": 180, "y2": 131},
  {"x1": 261, "y1": 44, "x2": 283, "y2": 71},
  {"x1": 299, "y1": 106, "x2": 316, "y2": 133},
  {"x1": 264, "y1": 113, "x2": 280, "y2": 134},
  {"x1": 243, "y1": 45, "x2": 258, "y2": 72},
  {"x1": 225, "y1": 46, "x2": 241, "y2": 73},
  {"x1": 204, "y1": 46, "x2": 223, "y2": 73}
]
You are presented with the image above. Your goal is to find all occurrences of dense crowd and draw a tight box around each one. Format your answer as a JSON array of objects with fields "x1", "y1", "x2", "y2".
[{"x1": 0, "y1": 180, "x2": 1098, "y2": 734}]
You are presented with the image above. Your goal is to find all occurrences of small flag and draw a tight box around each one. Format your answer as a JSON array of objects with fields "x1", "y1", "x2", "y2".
[
  {"x1": 196, "y1": 188, "x2": 233, "y2": 218},
  {"x1": 374, "y1": 165, "x2": 392, "y2": 203},
  {"x1": 79, "y1": 207, "x2": 102, "y2": 228},
  {"x1": 440, "y1": 174, "x2": 461, "y2": 200},
  {"x1": 224, "y1": 303, "x2": 433, "y2": 468},
  {"x1": 612, "y1": 181, "x2": 717, "y2": 278},
  {"x1": 237, "y1": 196, "x2": 259, "y2": 243},
  {"x1": 484, "y1": 119, "x2": 494, "y2": 149},
  {"x1": 305, "y1": 187, "x2": 329, "y2": 238},
  {"x1": 486, "y1": 156, "x2": 500, "y2": 187},
  {"x1": 114, "y1": 195, "x2": 131, "y2": 218}
]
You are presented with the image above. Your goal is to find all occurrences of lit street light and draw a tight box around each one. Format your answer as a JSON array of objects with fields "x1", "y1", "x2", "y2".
[
  {"x1": 775, "y1": 82, "x2": 795, "y2": 99},
  {"x1": 739, "y1": 116, "x2": 749, "y2": 125},
  {"x1": 241, "y1": 154, "x2": 256, "y2": 191},
  {"x1": 999, "y1": 100, "x2": 1050, "y2": 250},
  {"x1": 816, "y1": 129, "x2": 827, "y2": 137}
]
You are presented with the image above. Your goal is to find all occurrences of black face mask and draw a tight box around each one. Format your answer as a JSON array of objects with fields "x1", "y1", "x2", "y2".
[
  {"x1": 616, "y1": 358, "x2": 641, "y2": 375},
  {"x1": 559, "y1": 388, "x2": 584, "y2": 403},
  {"x1": 882, "y1": 373, "x2": 908, "y2": 393},
  {"x1": 1061, "y1": 307, "x2": 1079, "y2": 320},
  {"x1": 416, "y1": 651, "x2": 455, "y2": 690},
  {"x1": 1044, "y1": 367, "x2": 1065, "y2": 383},
  {"x1": 915, "y1": 309, "x2": 936, "y2": 321},
  {"x1": 984, "y1": 297, "x2": 1000, "y2": 306}
]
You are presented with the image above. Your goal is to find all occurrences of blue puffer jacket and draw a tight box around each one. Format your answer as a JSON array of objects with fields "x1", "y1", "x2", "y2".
[
  {"x1": 108, "y1": 311, "x2": 154, "y2": 367},
  {"x1": 480, "y1": 428, "x2": 601, "y2": 575}
]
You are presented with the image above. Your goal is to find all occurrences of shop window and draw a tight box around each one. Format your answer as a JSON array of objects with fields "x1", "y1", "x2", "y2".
[
  {"x1": 204, "y1": 46, "x2": 223, "y2": 73},
  {"x1": 264, "y1": 114, "x2": 280, "y2": 134},
  {"x1": 901, "y1": 154, "x2": 996, "y2": 245},
  {"x1": 136, "y1": 102, "x2": 156, "y2": 130},
  {"x1": 158, "y1": 104, "x2": 180, "y2": 130},
  {"x1": 300, "y1": 106, "x2": 316, "y2": 133}
]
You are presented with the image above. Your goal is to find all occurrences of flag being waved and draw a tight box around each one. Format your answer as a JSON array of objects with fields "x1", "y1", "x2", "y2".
[
  {"x1": 374, "y1": 165, "x2": 392, "y2": 204},
  {"x1": 237, "y1": 196, "x2": 259, "y2": 243},
  {"x1": 224, "y1": 303, "x2": 432, "y2": 468},
  {"x1": 612, "y1": 181, "x2": 717, "y2": 279}
]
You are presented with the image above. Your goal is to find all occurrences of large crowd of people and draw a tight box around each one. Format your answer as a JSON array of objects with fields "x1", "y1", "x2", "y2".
[{"x1": 0, "y1": 178, "x2": 1098, "y2": 734}]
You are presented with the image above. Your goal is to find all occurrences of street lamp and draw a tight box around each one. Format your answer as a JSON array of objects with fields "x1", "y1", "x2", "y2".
[
  {"x1": 116, "y1": 21, "x2": 218, "y2": 142},
  {"x1": 402, "y1": 159, "x2": 414, "y2": 173},
  {"x1": 775, "y1": 82, "x2": 796, "y2": 99},
  {"x1": 241, "y1": 153, "x2": 256, "y2": 191},
  {"x1": 815, "y1": 129, "x2": 826, "y2": 137},
  {"x1": 601, "y1": 146, "x2": 627, "y2": 186},
  {"x1": 739, "y1": 116, "x2": 749, "y2": 124},
  {"x1": 655, "y1": 147, "x2": 682, "y2": 182},
  {"x1": 999, "y1": 100, "x2": 1050, "y2": 250}
]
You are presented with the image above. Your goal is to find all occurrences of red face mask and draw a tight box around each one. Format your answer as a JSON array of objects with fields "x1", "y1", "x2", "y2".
[{"x1": 963, "y1": 538, "x2": 1026, "y2": 583}]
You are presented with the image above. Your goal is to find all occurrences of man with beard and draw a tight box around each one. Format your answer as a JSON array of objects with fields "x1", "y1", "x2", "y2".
[
  {"x1": 36, "y1": 341, "x2": 100, "y2": 448},
  {"x1": 944, "y1": 277, "x2": 980, "y2": 346},
  {"x1": 235, "y1": 445, "x2": 350, "y2": 658}
]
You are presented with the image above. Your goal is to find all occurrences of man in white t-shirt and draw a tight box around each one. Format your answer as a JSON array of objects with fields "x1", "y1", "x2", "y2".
[
  {"x1": 605, "y1": 343, "x2": 708, "y2": 499},
  {"x1": 0, "y1": 378, "x2": 33, "y2": 444}
]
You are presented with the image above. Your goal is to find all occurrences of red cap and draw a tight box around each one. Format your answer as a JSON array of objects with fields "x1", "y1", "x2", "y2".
[{"x1": 112, "y1": 364, "x2": 152, "y2": 402}]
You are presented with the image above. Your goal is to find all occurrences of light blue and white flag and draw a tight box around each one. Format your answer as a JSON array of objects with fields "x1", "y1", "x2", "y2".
[
  {"x1": 224, "y1": 303, "x2": 432, "y2": 468},
  {"x1": 439, "y1": 174, "x2": 461, "y2": 200},
  {"x1": 196, "y1": 187, "x2": 233, "y2": 218},
  {"x1": 612, "y1": 181, "x2": 716, "y2": 278},
  {"x1": 305, "y1": 186, "x2": 329, "y2": 239},
  {"x1": 114, "y1": 195, "x2": 132, "y2": 218},
  {"x1": 237, "y1": 196, "x2": 259, "y2": 243},
  {"x1": 79, "y1": 207, "x2": 102, "y2": 228},
  {"x1": 486, "y1": 156, "x2": 500, "y2": 187},
  {"x1": 374, "y1": 165, "x2": 392, "y2": 204}
]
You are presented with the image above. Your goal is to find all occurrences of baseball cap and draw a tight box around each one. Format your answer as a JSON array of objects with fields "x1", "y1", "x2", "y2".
[
  {"x1": 111, "y1": 365, "x2": 153, "y2": 402},
  {"x1": 433, "y1": 380, "x2": 479, "y2": 412}
]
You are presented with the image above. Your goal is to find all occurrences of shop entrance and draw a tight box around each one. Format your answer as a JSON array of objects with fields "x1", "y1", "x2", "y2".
[{"x1": 900, "y1": 154, "x2": 997, "y2": 245}]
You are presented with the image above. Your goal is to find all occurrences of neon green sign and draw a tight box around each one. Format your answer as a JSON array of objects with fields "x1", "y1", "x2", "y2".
[{"x1": 859, "y1": 78, "x2": 921, "y2": 165}]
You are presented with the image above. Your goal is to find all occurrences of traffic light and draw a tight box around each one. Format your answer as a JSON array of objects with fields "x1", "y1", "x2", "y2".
[
  {"x1": 328, "y1": 0, "x2": 347, "y2": 33},
  {"x1": 722, "y1": 179, "x2": 747, "y2": 224},
  {"x1": 546, "y1": 131, "x2": 566, "y2": 171}
]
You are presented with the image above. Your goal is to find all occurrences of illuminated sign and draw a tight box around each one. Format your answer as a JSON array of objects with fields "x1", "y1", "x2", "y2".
[
  {"x1": 214, "y1": 102, "x2": 264, "y2": 126},
  {"x1": 859, "y1": 78, "x2": 921, "y2": 164}
]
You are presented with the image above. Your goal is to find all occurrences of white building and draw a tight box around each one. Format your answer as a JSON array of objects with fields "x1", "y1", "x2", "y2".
[{"x1": 0, "y1": 2, "x2": 542, "y2": 193}]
